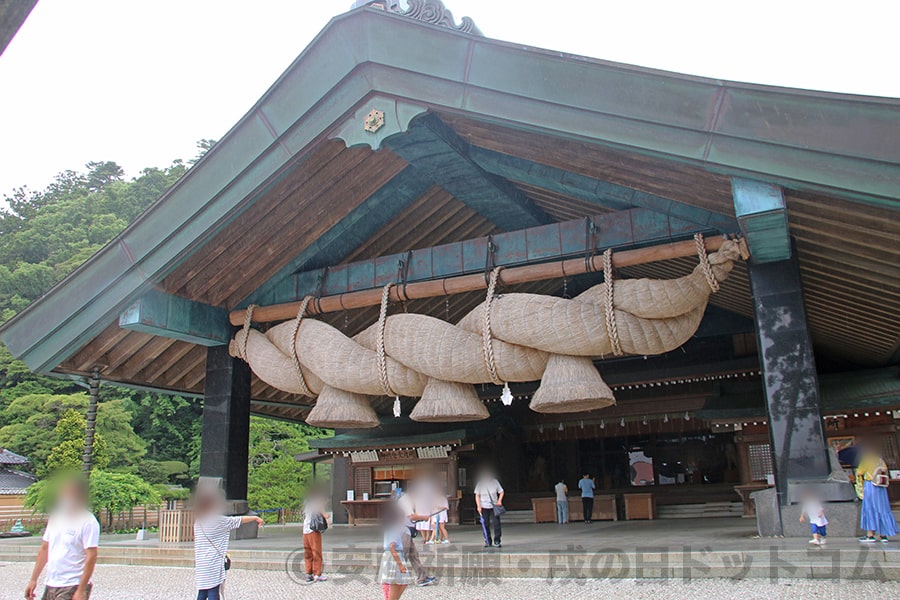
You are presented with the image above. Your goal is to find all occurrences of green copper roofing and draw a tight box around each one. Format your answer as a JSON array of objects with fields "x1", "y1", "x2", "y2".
[{"x1": 2, "y1": 5, "x2": 899, "y2": 374}]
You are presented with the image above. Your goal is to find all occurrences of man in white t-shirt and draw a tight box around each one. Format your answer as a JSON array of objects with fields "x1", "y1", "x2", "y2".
[
  {"x1": 26, "y1": 477, "x2": 100, "y2": 600},
  {"x1": 474, "y1": 469, "x2": 504, "y2": 547}
]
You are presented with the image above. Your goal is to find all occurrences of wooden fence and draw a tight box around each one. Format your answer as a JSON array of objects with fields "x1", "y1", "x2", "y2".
[{"x1": 0, "y1": 497, "x2": 187, "y2": 532}]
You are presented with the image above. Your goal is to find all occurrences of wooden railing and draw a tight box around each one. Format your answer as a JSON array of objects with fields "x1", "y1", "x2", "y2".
[{"x1": 159, "y1": 508, "x2": 195, "y2": 543}]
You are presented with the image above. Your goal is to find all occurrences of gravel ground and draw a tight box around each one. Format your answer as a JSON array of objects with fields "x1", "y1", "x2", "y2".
[{"x1": 2, "y1": 562, "x2": 899, "y2": 600}]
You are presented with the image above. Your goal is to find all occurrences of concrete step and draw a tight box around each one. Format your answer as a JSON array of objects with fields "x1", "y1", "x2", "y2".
[{"x1": 657, "y1": 502, "x2": 744, "y2": 519}]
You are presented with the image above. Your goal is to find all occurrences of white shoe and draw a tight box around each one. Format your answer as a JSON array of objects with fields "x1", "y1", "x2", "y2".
[{"x1": 809, "y1": 539, "x2": 820, "y2": 545}]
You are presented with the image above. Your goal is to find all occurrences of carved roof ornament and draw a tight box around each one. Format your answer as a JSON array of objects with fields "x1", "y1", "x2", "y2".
[{"x1": 353, "y1": 0, "x2": 482, "y2": 35}]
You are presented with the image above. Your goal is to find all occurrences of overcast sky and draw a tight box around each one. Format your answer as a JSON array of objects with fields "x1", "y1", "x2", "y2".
[{"x1": 1, "y1": 0, "x2": 898, "y2": 195}]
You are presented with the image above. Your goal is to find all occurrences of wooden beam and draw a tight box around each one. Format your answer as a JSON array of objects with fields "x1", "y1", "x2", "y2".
[
  {"x1": 119, "y1": 290, "x2": 231, "y2": 346},
  {"x1": 231, "y1": 234, "x2": 739, "y2": 325},
  {"x1": 251, "y1": 207, "x2": 713, "y2": 313},
  {"x1": 471, "y1": 146, "x2": 738, "y2": 231},
  {"x1": 384, "y1": 114, "x2": 553, "y2": 230}
]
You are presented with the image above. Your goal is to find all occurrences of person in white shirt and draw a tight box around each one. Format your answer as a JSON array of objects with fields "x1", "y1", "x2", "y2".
[
  {"x1": 396, "y1": 488, "x2": 437, "y2": 587},
  {"x1": 25, "y1": 476, "x2": 99, "y2": 600},
  {"x1": 799, "y1": 492, "x2": 829, "y2": 546},
  {"x1": 554, "y1": 480, "x2": 569, "y2": 524},
  {"x1": 193, "y1": 488, "x2": 263, "y2": 600},
  {"x1": 474, "y1": 468, "x2": 504, "y2": 548}
]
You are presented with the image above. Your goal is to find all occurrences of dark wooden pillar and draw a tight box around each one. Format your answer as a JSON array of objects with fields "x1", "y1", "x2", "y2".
[
  {"x1": 199, "y1": 345, "x2": 251, "y2": 502},
  {"x1": 747, "y1": 247, "x2": 829, "y2": 505},
  {"x1": 330, "y1": 455, "x2": 351, "y2": 525}
]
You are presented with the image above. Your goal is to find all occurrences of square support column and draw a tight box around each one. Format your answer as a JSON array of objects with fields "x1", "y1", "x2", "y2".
[
  {"x1": 747, "y1": 247, "x2": 830, "y2": 505},
  {"x1": 199, "y1": 345, "x2": 251, "y2": 502}
]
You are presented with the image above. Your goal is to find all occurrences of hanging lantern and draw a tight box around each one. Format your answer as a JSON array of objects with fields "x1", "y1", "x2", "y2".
[{"x1": 393, "y1": 397, "x2": 401, "y2": 418}]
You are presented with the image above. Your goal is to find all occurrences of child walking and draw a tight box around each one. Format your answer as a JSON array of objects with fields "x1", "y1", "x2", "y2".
[
  {"x1": 799, "y1": 493, "x2": 828, "y2": 546},
  {"x1": 379, "y1": 505, "x2": 413, "y2": 600}
]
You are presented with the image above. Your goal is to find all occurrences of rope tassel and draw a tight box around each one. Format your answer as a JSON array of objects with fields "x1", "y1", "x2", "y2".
[
  {"x1": 393, "y1": 396, "x2": 401, "y2": 418},
  {"x1": 500, "y1": 382, "x2": 513, "y2": 406}
]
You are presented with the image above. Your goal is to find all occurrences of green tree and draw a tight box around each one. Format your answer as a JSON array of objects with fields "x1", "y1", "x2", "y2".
[
  {"x1": 246, "y1": 417, "x2": 330, "y2": 520},
  {"x1": 44, "y1": 409, "x2": 110, "y2": 475},
  {"x1": 24, "y1": 470, "x2": 161, "y2": 528}
]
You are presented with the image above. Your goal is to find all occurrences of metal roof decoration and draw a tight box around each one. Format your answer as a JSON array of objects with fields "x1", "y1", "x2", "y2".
[{"x1": 354, "y1": 0, "x2": 482, "y2": 35}]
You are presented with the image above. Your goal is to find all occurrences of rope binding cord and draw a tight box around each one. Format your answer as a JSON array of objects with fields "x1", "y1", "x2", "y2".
[
  {"x1": 584, "y1": 217, "x2": 598, "y2": 273},
  {"x1": 694, "y1": 233, "x2": 720, "y2": 293},
  {"x1": 376, "y1": 283, "x2": 401, "y2": 415},
  {"x1": 239, "y1": 304, "x2": 258, "y2": 361},
  {"x1": 481, "y1": 266, "x2": 504, "y2": 386},
  {"x1": 603, "y1": 249, "x2": 623, "y2": 357},
  {"x1": 289, "y1": 296, "x2": 315, "y2": 397}
]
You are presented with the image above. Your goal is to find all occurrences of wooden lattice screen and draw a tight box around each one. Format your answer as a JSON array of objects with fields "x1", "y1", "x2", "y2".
[
  {"x1": 748, "y1": 442, "x2": 774, "y2": 481},
  {"x1": 354, "y1": 467, "x2": 372, "y2": 498}
]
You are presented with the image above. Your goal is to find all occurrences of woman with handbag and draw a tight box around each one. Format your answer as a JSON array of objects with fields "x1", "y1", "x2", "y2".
[
  {"x1": 193, "y1": 488, "x2": 264, "y2": 600},
  {"x1": 302, "y1": 488, "x2": 329, "y2": 583},
  {"x1": 856, "y1": 441, "x2": 898, "y2": 543}
]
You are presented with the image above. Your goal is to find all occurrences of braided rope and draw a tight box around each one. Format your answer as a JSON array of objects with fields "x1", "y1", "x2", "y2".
[
  {"x1": 694, "y1": 233, "x2": 720, "y2": 293},
  {"x1": 481, "y1": 267, "x2": 504, "y2": 385},
  {"x1": 603, "y1": 249, "x2": 623, "y2": 356},
  {"x1": 288, "y1": 296, "x2": 315, "y2": 397},
  {"x1": 376, "y1": 283, "x2": 397, "y2": 397},
  {"x1": 239, "y1": 304, "x2": 258, "y2": 361}
]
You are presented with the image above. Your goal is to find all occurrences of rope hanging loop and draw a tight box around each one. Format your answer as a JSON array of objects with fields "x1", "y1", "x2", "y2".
[
  {"x1": 694, "y1": 233, "x2": 721, "y2": 293},
  {"x1": 603, "y1": 249, "x2": 623, "y2": 357},
  {"x1": 376, "y1": 283, "x2": 398, "y2": 398},
  {"x1": 481, "y1": 266, "x2": 505, "y2": 385},
  {"x1": 289, "y1": 296, "x2": 315, "y2": 397},
  {"x1": 239, "y1": 304, "x2": 258, "y2": 361}
]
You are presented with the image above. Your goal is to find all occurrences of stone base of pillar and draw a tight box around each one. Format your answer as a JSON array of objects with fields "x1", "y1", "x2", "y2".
[
  {"x1": 225, "y1": 499, "x2": 259, "y2": 540},
  {"x1": 753, "y1": 484, "x2": 859, "y2": 537},
  {"x1": 780, "y1": 501, "x2": 860, "y2": 538}
]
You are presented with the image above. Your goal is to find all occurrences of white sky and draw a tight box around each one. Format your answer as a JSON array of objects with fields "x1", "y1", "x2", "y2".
[{"x1": 1, "y1": 0, "x2": 898, "y2": 195}]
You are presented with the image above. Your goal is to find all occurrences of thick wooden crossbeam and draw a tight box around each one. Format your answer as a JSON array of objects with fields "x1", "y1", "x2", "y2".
[{"x1": 230, "y1": 235, "x2": 741, "y2": 325}]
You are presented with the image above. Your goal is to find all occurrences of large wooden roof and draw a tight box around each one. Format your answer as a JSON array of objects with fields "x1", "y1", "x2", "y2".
[{"x1": 2, "y1": 4, "x2": 898, "y2": 422}]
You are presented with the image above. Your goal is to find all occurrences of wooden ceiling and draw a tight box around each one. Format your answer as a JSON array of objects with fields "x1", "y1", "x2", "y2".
[{"x1": 54, "y1": 114, "x2": 900, "y2": 421}]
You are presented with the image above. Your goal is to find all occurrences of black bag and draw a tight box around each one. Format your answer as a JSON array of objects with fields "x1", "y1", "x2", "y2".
[
  {"x1": 309, "y1": 513, "x2": 328, "y2": 533},
  {"x1": 224, "y1": 553, "x2": 232, "y2": 571},
  {"x1": 493, "y1": 504, "x2": 507, "y2": 516},
  {"x1": 407, "y1": 526, "x2": 418, "y2": 538}
]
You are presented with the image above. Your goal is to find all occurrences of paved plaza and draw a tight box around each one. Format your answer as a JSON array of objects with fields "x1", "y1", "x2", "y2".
[{"x1": 1, "y1": 561, "x2": 899, "y2": 600}]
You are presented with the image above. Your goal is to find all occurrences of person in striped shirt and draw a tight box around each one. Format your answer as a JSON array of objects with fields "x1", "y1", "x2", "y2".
[{"x1": 193, "y1": 489, "x2": 263, "y2": 600}]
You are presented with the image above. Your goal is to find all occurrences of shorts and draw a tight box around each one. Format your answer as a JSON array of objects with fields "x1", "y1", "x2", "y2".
[
  {"x1": 42, "y1": 584, "x2": 92, "y2": 600},
  {"x1": 811, "y1": 523, "x2": 827, "y2": 536},
  {"x1": 415, "y1": 519, "x2": 432, "y2": 531},
  {"x1": 433, "y1": 510, "x2": 448, "y2": 524}
]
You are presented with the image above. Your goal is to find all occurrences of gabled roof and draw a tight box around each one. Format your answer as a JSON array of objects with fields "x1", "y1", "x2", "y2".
[
  {"x1": 0, "y1": 448, "x2": 29, "y2": 466},
  {"x1": 0, "y1": 468, "x2": 37, "y2": 494},
  {"x1": 1, "y1": 4, "x2": 898, "y2": 418}
]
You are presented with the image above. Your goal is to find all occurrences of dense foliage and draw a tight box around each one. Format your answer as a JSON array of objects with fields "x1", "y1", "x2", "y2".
[{"x1": 0, "y1": 152, "x2": 329, "y2": 518}]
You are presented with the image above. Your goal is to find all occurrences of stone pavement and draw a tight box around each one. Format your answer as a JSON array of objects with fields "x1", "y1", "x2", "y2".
[
  {"x1": 3, "y1": 518, "x2": 899, "y2": 581},
  {"x1": 1, "y1": 562, "x2": 899, "y2": 600}
]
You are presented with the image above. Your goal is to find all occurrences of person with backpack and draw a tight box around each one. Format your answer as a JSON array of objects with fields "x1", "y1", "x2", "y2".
[{"x1": 302, "y1": 487, "x2": 329, "y2": 583}]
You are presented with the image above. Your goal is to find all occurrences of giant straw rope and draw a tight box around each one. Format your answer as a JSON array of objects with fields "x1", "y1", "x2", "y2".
[{"x1": 229, "y1": 236, "x2": 743, "y2": 427}]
